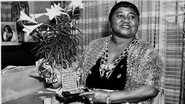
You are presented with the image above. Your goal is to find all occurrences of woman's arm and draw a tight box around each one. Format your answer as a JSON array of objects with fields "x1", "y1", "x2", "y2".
[
  {"x1": 80, "y1": 85, "x2": 159, "y2": 103},
  {"x1": 110, "y1": 85, "x2": 158, "y2": 103}
]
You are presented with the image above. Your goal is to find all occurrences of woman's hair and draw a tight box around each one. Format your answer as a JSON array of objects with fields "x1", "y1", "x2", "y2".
[
  {"x1": 3, "y1": 25, "x2": 13, "y2": 33},
  {"x1": 108, "y1": 1, "x2": 140, "y2": 21}
]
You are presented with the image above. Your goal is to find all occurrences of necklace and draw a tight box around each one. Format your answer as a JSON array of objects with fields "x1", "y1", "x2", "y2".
[{"x1": 99, "y1": 38, "x2": 137, "y2": 79}]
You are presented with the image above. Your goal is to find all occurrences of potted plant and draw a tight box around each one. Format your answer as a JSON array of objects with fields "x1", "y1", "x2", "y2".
[{"x1": 18, "y1": 1, "x2": 83, "y2": 88}]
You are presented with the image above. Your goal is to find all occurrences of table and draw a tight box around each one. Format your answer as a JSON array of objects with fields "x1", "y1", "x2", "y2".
[
  {"x1": 2, "y1": 89, "x2": 87, "y2": 104},
  {"x1": 2, "y1": 89, "x2": 59, "y2": 104}
]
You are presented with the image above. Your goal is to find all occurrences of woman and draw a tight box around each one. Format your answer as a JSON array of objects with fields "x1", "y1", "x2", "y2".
[
  {"x1": 2, "y1": 25, "x2": 16, "y2": 42},
  {"x1": 79, "y1": 1, "x2": 163, "y2": 104}
]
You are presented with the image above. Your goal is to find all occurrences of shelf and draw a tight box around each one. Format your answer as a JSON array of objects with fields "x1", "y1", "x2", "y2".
[{"x1": 1, "y1": 42, "x2": 21, "y2": 46}]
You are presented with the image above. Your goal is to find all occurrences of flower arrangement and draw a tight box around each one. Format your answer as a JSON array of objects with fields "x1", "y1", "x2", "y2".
[{"x1": 18, "y1": 1, "x2": 84, "y2": 88}]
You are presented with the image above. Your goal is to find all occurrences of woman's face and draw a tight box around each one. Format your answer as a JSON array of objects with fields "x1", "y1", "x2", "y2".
[
  {"x1": 4, "y1": 27, "x2": 8, "y2": 32},
  {"x1": 110, "y1": 7, "x2": 139, "y2": 38}
]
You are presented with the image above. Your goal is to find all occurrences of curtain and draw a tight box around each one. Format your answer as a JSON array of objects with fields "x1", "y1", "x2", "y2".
[
  {"x1": 1, "y1": 2, "x2": 12, "y2": 22},
  {"x1": 162, "y1": 1, "x2": 184, "y2": 104},
  {"x1": 78, "y1": 0, "x2": 185, "y2": 104},
  {"x1": 138, "y1": 0, "x2": 184, "y2": 104},
  {"x1": 77, "y1": 0, "x2": 115, "y2": 47}
]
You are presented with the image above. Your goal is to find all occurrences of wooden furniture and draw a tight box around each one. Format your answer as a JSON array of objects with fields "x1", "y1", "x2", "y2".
[{"x1": 1, "y1": 42, "x2": 38, "y2": 69}]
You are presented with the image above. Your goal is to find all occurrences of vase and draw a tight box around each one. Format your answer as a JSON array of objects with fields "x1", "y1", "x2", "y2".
[
  {"x1": 36, "y1": 59, "x2": 63, "y2": 89},
  {"x1": 36, "y1": 58, "x2": 82, "y2": 89}
]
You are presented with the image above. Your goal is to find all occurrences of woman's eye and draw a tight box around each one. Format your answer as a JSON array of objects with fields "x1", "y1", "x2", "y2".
[
  {"x1": 117, "y1": 14, "x2": 123, "y2": 18},
  {"x1": 129, "y1": 15, "x2": 136, "y2": 19}
]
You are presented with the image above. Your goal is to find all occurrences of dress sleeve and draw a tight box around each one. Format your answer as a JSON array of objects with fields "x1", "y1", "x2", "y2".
[{"x1": 139, "y1": 47, "x2": 164, "y2": 90}]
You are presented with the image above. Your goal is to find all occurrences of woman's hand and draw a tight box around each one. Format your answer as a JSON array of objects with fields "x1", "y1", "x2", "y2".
[{"x1": 80, "y1": 89, "x2": 108, "y2": 103}]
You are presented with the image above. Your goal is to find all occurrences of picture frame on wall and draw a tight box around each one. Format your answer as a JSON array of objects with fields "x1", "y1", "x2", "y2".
[{"x1": 1, "y1": 22, "x2": 20, "y2": 45}]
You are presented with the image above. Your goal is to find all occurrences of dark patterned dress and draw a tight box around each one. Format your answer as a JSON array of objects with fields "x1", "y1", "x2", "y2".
[{"x1": 86, "y1": 56, "x2": 127, "y2": 90}]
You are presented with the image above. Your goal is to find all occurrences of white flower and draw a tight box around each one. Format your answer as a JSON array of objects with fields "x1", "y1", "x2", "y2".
[
  {"x1": 53, "y1": 3, "x2": 64, "y2": 12},
  {"x1": 18, "y1": 11, "x2": 38, "y2": 24},
  {"x1": 69, "y1": 0, "x2": 84, "y2": 8},
  {"x1": 22, "y1": 23, "x2": 43, "y2": 35},
  {"x1": 30, "y1": 13, "x2": 45, "y2": 20},
  {"x1": 45, "y1": 3, "x2": 68, "y2": 20}
]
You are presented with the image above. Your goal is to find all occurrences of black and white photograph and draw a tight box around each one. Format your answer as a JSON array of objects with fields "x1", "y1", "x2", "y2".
[
  {"x1": 1, "y1": 22, "x2": 18, "y2": 43},
  {"x1": 1, "y1": 0, "x2": 185, "y2": 104}
]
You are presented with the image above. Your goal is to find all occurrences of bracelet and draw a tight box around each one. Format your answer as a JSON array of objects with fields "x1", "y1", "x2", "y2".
[{"x1": 106, "y1": 91, "x2": 111, "y2": 104}]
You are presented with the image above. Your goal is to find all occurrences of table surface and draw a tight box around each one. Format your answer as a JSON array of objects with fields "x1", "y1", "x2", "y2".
[
  {"x1": 2, "y1": 89, "x2": 56, "y2": 104},
  {"x1": 3, "y1": 93, "x2": 43, "y2": 104}
]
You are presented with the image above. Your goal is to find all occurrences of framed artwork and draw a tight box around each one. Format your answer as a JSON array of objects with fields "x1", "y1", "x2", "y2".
[{"x1": 1, "y1": 22, "x2": 19, "y2": 45}]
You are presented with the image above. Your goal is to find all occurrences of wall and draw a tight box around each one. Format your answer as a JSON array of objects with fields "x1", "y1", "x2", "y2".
[{"x1": 28, "y1": 1, "x2": 50, "y2": 23}]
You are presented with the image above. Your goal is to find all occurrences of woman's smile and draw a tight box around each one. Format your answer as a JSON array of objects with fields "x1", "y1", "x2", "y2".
[{"x1": 120, "y1": 25, "x2": 131, "y2": 29}]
